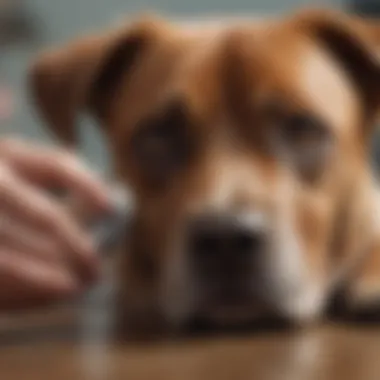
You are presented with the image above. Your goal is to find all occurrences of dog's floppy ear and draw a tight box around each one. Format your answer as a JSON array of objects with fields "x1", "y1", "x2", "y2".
[
  {"x1": 29, "y1": 16, "x2": 167, "y2": 147},
  {"x1": 294, "y1": 8, "x2": 380, "y2": 132}
]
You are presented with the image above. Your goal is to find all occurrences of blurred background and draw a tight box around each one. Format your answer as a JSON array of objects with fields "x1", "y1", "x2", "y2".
[{"x1": 2, "y1": 0, "x2": 373, "y2": 174}]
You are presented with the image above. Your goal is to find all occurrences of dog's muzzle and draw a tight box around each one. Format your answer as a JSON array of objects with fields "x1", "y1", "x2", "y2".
[{"x1": 185, "y1": 211, "x2": 270, "y2": 318}]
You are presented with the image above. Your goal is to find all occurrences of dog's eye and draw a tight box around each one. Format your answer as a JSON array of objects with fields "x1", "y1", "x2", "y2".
[
  {"x1": 282, "y1": 114, "x2": 328, "y2": 146},
  {"x1": 278, "y1": 113, "x2": 334, "y2": 180},
  {"x1": 131, "y1": 102, "x2": 192, "y2": 184}
]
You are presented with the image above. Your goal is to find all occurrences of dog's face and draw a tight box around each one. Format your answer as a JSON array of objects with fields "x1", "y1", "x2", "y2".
[{"x1": 30, "y1": 9, "x2": 380, "y2": 330}]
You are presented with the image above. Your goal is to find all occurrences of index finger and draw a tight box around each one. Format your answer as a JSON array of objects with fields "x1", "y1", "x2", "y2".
[{"x1": 0, "y1": 138, "x2": 111, "y2": 213}]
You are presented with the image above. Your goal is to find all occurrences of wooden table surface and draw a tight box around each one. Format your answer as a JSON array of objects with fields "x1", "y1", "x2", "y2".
[{"x1": 1, "y1": 306, "x2": 380, "y2": 380}]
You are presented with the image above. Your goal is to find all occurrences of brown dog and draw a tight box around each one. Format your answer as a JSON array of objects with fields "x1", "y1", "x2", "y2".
[{"x1": 29, "y1": 7, "x2": 380, "y2": 335}]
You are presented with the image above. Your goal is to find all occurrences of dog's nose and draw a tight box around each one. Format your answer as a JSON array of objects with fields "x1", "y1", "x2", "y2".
[
  {"x1": 189, "y1": 213, "x2": 266, "y2": 261},
  {"x1": 188, "y1": 212, "x2": 267, "y2": 308}
]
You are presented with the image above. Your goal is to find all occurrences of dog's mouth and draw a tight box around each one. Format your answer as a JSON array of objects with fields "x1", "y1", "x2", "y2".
[{"x1": 182, "y1": 276, "x2": 292, "y2": 334}]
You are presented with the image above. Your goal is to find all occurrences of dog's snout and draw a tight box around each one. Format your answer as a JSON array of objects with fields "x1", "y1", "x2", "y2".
[
  {"x1": 189, "y1": 213, "x2": 266, "y2": 260},
  {"x1": 187, "y1": 212, "x2": 268, "y2": 311}
]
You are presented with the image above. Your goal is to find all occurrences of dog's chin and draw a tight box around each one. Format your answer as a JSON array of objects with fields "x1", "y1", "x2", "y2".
[
  {"x1": 180, "y1": 299, "x2": 295, "y2": 336},
  {"x1": 182, "y1": 311, "x2": 293, "y2": 337}
]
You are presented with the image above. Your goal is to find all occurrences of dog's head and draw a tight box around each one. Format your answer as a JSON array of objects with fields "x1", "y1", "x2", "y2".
[{"x1": 29, "y1": 9, "x2": 380, "y2": 329}]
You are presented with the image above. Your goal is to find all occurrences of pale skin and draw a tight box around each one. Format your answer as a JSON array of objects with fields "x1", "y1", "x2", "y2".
[{"x1": 0, "y1": 138, "x2": 111, "y2": 310}]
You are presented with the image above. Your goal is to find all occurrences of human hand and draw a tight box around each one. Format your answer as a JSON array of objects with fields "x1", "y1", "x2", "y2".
[{"x1": 0, "y1": 138, "x2": 111, "y2": 309}]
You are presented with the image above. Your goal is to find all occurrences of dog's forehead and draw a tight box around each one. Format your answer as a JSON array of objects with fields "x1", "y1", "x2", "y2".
[
  {"x1": 111, "y1": 17, "x2": 361, "y2": 142},
  {"x1": 172, "y1": 19, "x2": 361, "y2": 134}
]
